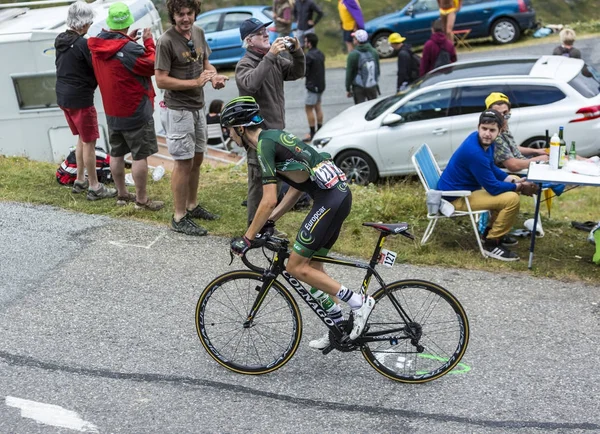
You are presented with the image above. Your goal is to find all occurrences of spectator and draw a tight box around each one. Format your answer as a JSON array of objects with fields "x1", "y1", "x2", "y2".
[
  {"x1": 235, "y1": 17, "x2": 305, "y2": 226},
  {"x1": 345, "y1": 29, "x2": 380, "y2": 104},
  {"x1": 486, "y1": 92, "x2": 549, "y2": 172},
  {"x1": 338, "y1": 0, "x2": 364, "y2": 53},
  {"x1": 88, "y1": 2, "x2": 163, "y2": 211},
  {"x1": 420, "y1": 19, "x2": 456, "y2": 76},
  {"x1": 303, "y1": 33, "x2": 325, "y2": 142},
  {"x1": 293, "y1": 0, "x2": 323, "y2": 48},
  {"x1": 206, "y1": 99, "x2": 229, "y2": 147},
  {"x1": 438, "y1": 0, "x2": 461, "y2": 40},
  {"x1": 273, "y1": 0, "x2": 294, "y2": 39},
  {"x1": 55, "y1": 2, "x2": 116, "y2": 200},
  {"x1": 155, "y1": 0, "x2": 228, "y2": 236},
  {"x1": 388, "y1": 32, "x2": 418, "y2": 92},
  {"x1": 552, "y1": 28, "x2": 582, "y2": 59},
  {"x1": 437, "y1": 109, "x2": 537, "y2": 261}
]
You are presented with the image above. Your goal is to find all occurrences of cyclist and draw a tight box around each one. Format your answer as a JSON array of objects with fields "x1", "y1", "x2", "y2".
[{"x1": 221, "y1": 96, "x2": 375, "y2": 342}]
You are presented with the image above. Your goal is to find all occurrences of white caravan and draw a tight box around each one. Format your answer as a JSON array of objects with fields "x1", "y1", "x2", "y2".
[{"x1": 0, "y1": 0, "x2": 164, "y2": 163}]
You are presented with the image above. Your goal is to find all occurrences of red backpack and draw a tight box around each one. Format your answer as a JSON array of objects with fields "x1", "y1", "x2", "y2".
[{"x1": 56, "y1": 147, "x2": 112, "y2": 185}]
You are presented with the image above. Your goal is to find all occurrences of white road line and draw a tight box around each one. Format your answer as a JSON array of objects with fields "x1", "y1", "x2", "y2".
[{"x1": 5, "y1": 396, "x2": 99, "y2": 433}]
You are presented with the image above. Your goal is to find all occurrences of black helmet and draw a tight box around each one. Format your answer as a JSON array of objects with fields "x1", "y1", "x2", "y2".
[{"x1": 221, "y1": 96, "x2": 264, "y2": 128}]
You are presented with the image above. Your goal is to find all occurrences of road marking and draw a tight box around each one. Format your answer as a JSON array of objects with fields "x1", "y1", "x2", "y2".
[
  {"x1": 5, "y1": 396, "x2": 99, "y2": 432},
  {"x1": 109, "y1": 233, "x2": 164, "y2": 249}
]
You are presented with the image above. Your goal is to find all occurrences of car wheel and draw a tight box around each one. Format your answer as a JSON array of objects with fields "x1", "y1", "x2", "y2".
[
  {"x1": 521, "y1": 136, "x2": 548, "y2": 150},
  {"x1": 335, "y1": 150, "x2": 378, "y2": 186},
  {"x1": 372, "y1": 31, "x2": 394, "y2": 59},
  {"x1": 491, "y1": 18, "x2": 520, "y2": 44}
]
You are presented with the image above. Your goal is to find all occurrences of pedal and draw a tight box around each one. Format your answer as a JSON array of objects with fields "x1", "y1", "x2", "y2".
[{"x1": 321, "y1": 344, "x2": 334, "y2": 355}]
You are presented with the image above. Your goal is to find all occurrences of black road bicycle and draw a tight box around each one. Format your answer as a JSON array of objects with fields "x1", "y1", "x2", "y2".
[{"x1": 195, "y1": 222, "x2": 469, "y2": 383}]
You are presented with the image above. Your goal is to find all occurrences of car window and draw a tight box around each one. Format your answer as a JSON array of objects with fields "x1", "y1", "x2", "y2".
[
  {"x1": 394, "y1": 89, "x2": 452, "y2": 122},
  {"x1": 262, "y1": 7, "x2": 274, "y2": 20},
  {"x1": 196, "y1": 13, "x2": 221, "y2": 33},
  {"x1": 222, "y1": 12, "x2": 252, "y2": 31},
  {"x1": 365, "y1": 87, "x2": 419, "y2": 120},
  {"x1": 413, "y1": 0, "x2": 438, "y2": 13},
  {"x1": 453, "y1": 85, "x2": 512, "y2": 115},
  {"x1": 568, "y1": 64, "x2": 600, "y2": 98},
  {"x1": 510, "y1": 85, "x2": 566, "y2": 108}
]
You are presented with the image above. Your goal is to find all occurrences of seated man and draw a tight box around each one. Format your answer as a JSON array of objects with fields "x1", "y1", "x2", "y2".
[
  {"x1": 485, "y1": 92, "x2": 548, "y2": 172},
  {"x1": 437, "y1": 109, "x2": 537, "y2": 261},
  {"x1": 222, "y1": 96, "x2": 375, "y2": 343}
]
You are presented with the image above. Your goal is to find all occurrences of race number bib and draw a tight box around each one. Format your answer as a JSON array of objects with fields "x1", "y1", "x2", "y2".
[{"x1": 312, "y1": 161, "x2": 347, "y2": 189}]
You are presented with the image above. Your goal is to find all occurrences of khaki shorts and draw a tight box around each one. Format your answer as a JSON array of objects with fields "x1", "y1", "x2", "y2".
[
  {"x1": 163, "y1": 108, "x2": 207, "y2": 160},
  {"x1": 109, "y1": 119, "x2": 158, "y2": 161}
]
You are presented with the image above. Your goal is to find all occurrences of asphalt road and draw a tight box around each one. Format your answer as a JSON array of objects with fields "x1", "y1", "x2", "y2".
[
  {"x1": 204, "y1": 36, "x2": 600, "y2": 139},
  {"x1": 1, "y1": 202, "x2": 600, "y2": 433}
]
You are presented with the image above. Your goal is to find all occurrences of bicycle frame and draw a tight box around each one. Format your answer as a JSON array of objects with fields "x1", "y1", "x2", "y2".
[{"x1": 244, "y1": 231, "x2": 416, "y2": 346}]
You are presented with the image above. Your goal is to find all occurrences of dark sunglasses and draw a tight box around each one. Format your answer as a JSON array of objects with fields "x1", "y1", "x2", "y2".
[{"x1": 186, "y1": 39, "x2": 198, "y2": 60}]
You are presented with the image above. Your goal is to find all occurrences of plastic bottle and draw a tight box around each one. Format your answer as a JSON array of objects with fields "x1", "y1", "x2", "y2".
[
  {"x1": 569, "y1": 141, "x2": 577, "y2": 161},
  {"x1": 309, "y1": 287, "x2": 336, "y2": 311},
  {"x1": 549, "y1": 133, "x2": 560, "y2": 170},
  {"x1": 478, "y1": 211, "x2": 489, "y2": 235},
  {"x1": 558, "y1": 126, "x2": 566, "y2": 168},
  {"x1": 152, "y1": 164, "x2": 165, "y2": 181}
]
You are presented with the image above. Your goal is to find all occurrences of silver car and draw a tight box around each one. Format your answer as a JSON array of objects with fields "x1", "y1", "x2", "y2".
[{"x1": 312, "y1": 56, "x2": 600, "y2": 185}]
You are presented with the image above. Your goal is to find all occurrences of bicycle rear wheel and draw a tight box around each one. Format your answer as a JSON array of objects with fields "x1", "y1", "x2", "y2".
[
  {"x1": 195, "y1": 270, "x2": 302, "y2": 375},
  {"x1": 361, "y1": 279, "x2": 469, "y2": 383}
]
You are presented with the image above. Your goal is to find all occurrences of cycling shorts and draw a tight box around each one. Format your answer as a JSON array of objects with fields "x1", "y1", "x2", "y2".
[{"x1": 292, "y1": 182, "x2": 352, "y2": 258}]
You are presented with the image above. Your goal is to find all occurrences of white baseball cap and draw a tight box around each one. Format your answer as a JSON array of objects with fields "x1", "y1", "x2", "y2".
[{"x1": 351, "y1": 29, "x2": 369, "y2": 43}]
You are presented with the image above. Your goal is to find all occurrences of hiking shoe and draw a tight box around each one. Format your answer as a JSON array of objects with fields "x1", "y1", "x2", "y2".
[
  {"x1": 72, "y1": 180, "x2": 89, "y2": 193},
  {"x1": 483, "y1": 239, "x2": 520, "y2": 262},
  {"x1": 86, "y1": 183, "x2": 117, "y2": 201},
  {"x1": 308, "y1": 331, "x2": 330, "y2": 350},
  {"x1": 349, "y1": 295, "x2": 375, "y2": 340},
  {"x1": 171, "y1": 214, "x2": 207, "y2": 236},
  {"x1": 116, "y1": 192, "x2": 136, "y2": 206},
  {"x1": 187, "y1": 204, "x2": 219, "y2": 220},
  {"x1": 134, "y1": 199, "x2": 164, "y2": 211}
]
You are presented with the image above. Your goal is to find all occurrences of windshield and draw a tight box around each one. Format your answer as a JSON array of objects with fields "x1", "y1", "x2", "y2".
[
  {"x1": 568, "y1": 64, "x2": 600, "y2": 98},
  {"x1": 365, "y1": 87, "x2": 417, "y2": 120}
]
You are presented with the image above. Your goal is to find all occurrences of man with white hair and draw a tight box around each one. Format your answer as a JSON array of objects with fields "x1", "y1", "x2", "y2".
[{"x1": 55, "y1": 1, "x2": 117, "y2": 200}]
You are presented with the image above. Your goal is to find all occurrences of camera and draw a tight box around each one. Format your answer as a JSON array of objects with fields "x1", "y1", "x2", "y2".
[{"x1": 283, "y1": 38, "x2": 295, "y2": 51}]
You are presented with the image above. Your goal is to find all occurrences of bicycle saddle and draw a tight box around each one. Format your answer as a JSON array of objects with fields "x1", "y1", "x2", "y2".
[{"x1": 362, "y1": 222, "x2": 412, "y2": 238}]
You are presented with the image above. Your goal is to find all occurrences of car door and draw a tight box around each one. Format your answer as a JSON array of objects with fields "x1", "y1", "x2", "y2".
[
  {"x1": 454, "y1": 0, "x2": 495, "y2": 36},
  {"x1": 376, "y1": 88, "x2": 453, "y2": 174},
  {"x1": 195, "y1": 12, "x2": 223, "y2": 62},
  {"x1": 402, "y1": 0, "x2": 440, "y2": 44},
  {"x1": 449, "y1": 84, "x2": 514, "y2": 154},
  {"x1": 219, "y1": 11, "x2": 253, "y2": 64}
]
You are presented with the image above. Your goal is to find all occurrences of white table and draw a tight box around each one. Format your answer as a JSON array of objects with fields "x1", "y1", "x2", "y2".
[{"x1": 525, "y1": 162, "x2": 600, "y2": 268}]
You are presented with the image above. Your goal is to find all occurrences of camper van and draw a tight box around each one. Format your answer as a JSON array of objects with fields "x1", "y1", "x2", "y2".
[{"x1": 0, "y1": 0, "x2": 164, "y2": 163}]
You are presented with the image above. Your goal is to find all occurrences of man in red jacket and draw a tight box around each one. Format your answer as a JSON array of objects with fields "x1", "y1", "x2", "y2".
[
  {"x1": 88, "y1": 2, "x2": 163, "y2": 211},
  {"x1": 419, "y1": 19, "x2": 457, "y2": 77}
]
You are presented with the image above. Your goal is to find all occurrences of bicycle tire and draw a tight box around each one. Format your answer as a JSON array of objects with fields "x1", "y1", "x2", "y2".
[
  {"x1": 195, "y1": 270, "x2": 302, "y2": 375},
  {"x1": 361, "y1": 279, "x2": 469, "y2": 383}
]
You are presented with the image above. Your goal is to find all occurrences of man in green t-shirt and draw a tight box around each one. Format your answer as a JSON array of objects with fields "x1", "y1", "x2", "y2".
[
  {"x1": 155, "y1": 0, "x2": 229, "y2": 236},
  {"x1": 221, "y1": 96, "x2": 376, "y2": 346}
]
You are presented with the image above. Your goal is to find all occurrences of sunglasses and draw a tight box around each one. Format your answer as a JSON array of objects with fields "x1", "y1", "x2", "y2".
[{"x1": 186, "y1": 39, "x2": 198, "y2": 60}]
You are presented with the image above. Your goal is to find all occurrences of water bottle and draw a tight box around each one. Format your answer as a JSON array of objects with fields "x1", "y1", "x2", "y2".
[
  {"x1": 549, "y1": 133, "x2": 560, "y2": 170},
  {"x1": 569, "y1": 141, "x2": 577, "y2": 161},
  {"x1": 152, "y1": 164, "x2": 165, "y2": 181},
  {"x1": 558, "y1": 126, "x2": 566, "y2": 169},
  {"x1": 478, "y1": 211, "x2": 489, "y2": 235},
  {"x1": 309, "y1": 287, "x2": 335, "y2": 311}
]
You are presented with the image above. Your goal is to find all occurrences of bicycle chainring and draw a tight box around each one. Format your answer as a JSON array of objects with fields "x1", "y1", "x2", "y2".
[{"x1": 328, "y1": 319, "x2": 358, "y2": 352}]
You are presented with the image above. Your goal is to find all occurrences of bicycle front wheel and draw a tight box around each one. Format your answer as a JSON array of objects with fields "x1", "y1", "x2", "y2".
[
  {"x1": 361, "y1": 280, "x2": 469, "y2": 383},
  {"x1": 195, "y1": 270, "x2": 302, "y2": 375}
]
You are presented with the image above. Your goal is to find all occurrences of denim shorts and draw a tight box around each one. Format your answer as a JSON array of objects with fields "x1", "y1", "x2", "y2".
[{"x1": 163, "y1": 108, "x2": 207, "y2": 160}]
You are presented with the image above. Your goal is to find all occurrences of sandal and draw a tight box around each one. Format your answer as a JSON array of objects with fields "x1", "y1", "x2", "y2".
[
  {"x1": 116, "y1": 192, "x2": 136, "y2": 206},
  {"x1": 134, "y1": 198, "x2": 164, "y2": 211}
]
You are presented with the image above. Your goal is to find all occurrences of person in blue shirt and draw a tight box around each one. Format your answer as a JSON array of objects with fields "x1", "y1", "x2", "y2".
[{"x1": 437, "y1": 109, "x2": 537, "y2": 261}]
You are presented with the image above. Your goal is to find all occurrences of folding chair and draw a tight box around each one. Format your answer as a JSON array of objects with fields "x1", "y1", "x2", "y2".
[
  {"x1": 411, "y1": 144, "x2": 489, "y2": 258},
  {"x1": 206, "y1": 123, "x2": 227, "y2": 150},
  {"x1": 452, "y1": 29, "x2": 472, "y2": 50}
]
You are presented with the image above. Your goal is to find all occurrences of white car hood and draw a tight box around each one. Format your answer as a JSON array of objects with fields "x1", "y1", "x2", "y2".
[{"x1": 313, "y1": 98, "x2": 381, "y2": 140}]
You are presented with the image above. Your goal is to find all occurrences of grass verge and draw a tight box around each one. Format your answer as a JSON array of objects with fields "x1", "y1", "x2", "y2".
[{"x1": 1, "y1": 156, "x2": 598, "y2": 282}]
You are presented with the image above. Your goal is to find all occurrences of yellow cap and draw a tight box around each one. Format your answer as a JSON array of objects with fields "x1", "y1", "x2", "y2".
[
  {"x1": 388, "y1": 33, "x2": 406, "y2": 44},
  {"x1": 485, "y1": 92, "x2": 510, "y2": 109}
]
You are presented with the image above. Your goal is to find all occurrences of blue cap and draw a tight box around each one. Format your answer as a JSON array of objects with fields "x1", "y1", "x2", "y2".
[{"x1": 239, "y1": 17, "x2": 272, "y2": 40}]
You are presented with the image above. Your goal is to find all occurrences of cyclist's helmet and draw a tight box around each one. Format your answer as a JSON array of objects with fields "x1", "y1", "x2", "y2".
[{"x1": 221, "y1": 96, "x2": 264, "y2": 128}]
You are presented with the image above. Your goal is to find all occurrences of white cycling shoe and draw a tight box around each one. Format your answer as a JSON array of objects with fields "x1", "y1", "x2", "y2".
[
  {"x1": 349, "y1": 296, "x2": 375, "y2": 340},
  {"x1": 308, "y1": 331, "x2": 330, "y2": 350}
]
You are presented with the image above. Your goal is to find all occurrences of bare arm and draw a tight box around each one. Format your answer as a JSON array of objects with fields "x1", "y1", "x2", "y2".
[
  {"x1": 269, "y1": 187, "x2": 304, "y2": 221},
  {"x1": 245, "y1": 184, "x2": 279, "y2": 240},
  {"x1": 502, "y1": 154, "x2": 548, "y2": 172}
]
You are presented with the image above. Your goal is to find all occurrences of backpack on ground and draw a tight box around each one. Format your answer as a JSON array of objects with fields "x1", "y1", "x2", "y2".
[
  {"x1": 353, "y1": 50, "x2": 378, "y2": 89},
  {"x1": 56, "y1": 147, "x2": 112, "y2": 185},
  {"x1": 409, "y1": 50, "x2": 421, "y2": 81},
  {"x1": 433, "y1": 47, "x2": 452, "y2": 69}
]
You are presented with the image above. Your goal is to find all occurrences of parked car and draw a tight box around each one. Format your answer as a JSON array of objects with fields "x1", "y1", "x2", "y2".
[
  {"x1": 366, "y1": 0, "x2": 537, "y2": 59},
  {"x1": 195, "y1": 5, "x2": 294, "y2": 67},
  {"x1": 312, "y1": 56, "x2": 600, "y2": 185}
]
